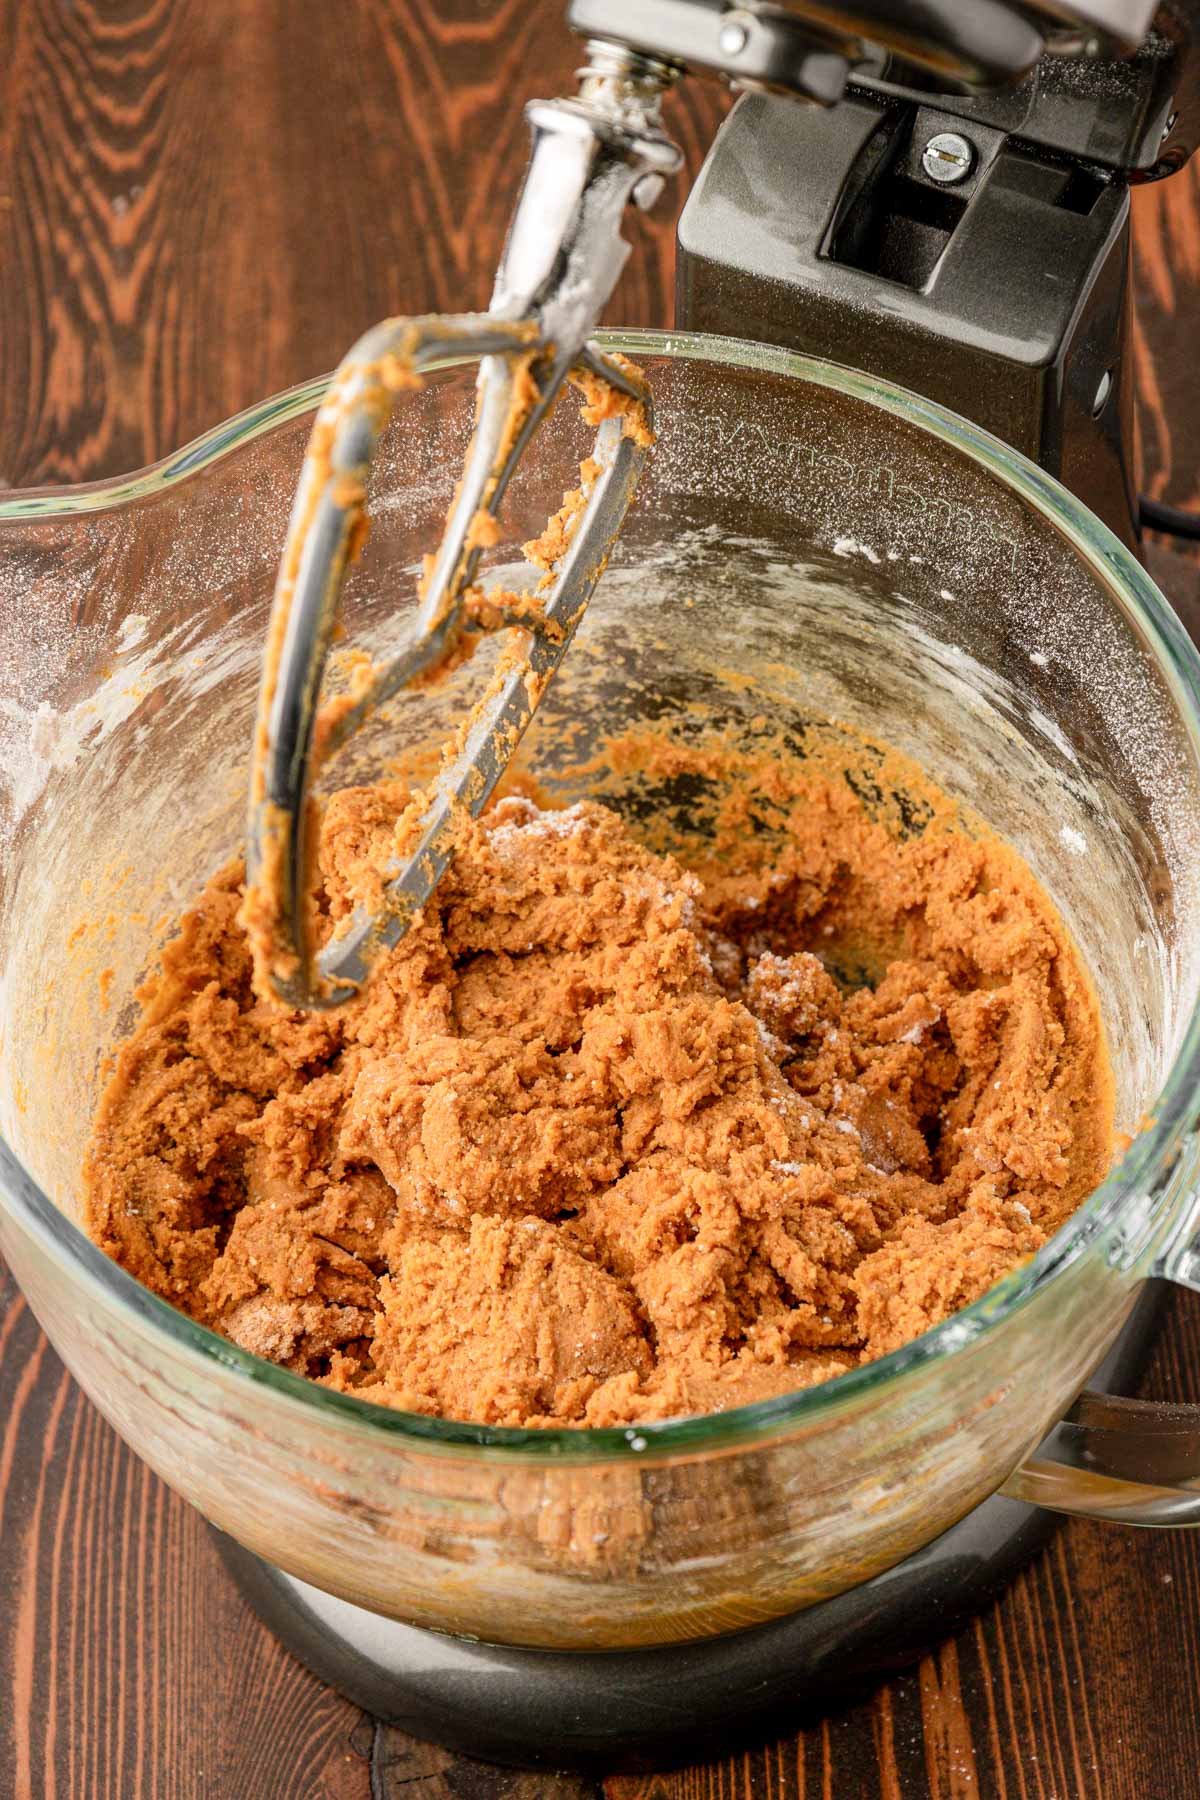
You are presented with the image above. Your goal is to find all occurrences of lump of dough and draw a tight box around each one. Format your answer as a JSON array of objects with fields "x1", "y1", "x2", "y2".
[
  {"x1": 744, "y1": 950, "x2": 842, "y2": 1043},
  {"x1": 853, "y1": 1190, "x2": 1045, "y2": 1358},
  {"x1": 339, "y1": 1034, "x2": 620, "y2": 1222},
  {"x1": 369, "y1": 1215, "x2": 653, "y2": 1424}
]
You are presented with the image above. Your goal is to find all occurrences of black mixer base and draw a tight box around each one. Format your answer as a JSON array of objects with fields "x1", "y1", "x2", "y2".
[
  {"x1": 213, "y1": 1284, "x2": 1162, "y2": 1773},
  {"x1": 213, "y1": 1496, "x2": 1052, "y2": 1772}
]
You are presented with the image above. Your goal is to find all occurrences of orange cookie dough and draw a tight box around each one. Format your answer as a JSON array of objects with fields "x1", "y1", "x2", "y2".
[{"x1": 84, "y1": 758, "x2": 1112, "y2": 1428}]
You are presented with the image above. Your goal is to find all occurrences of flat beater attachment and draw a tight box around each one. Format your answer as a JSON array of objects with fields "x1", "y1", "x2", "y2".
[{"x1": 243, "y1": 313, "x2": 652, "y2": 1009}]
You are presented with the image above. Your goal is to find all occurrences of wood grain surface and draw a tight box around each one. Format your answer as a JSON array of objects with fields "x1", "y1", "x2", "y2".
[{"x1": 2, "y1": 3, "x2": 1200, "y2": 1795}]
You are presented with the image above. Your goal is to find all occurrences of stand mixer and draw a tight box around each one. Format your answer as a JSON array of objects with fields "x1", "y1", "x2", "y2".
[
  {"x1": 5, "y1": 0, "x2": 1200, "y2": 1779},
  {"x1": 244, "y1": 0, "x2": 1200, "y2": 1010}
]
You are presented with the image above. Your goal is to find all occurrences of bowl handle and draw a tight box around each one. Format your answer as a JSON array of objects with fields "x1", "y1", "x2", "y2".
[{"x1": 1000, "y1": 1207, "x2": 1200, "y2": 1524}]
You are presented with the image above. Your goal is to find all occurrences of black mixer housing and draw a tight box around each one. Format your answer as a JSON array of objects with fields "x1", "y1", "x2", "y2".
[{"x1": 571, "y1": 0, "x2": 1200, "y2": 546}]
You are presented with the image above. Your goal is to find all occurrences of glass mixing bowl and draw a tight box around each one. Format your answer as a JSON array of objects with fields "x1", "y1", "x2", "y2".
[{"x1": 2, "y1": 332, "x2": 1200, "y2": 1653}]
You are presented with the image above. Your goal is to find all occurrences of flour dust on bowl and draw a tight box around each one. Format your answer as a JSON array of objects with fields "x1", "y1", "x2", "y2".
[{"x1": 2, "y1": 334, "x2": 1200, "y2": 1682}]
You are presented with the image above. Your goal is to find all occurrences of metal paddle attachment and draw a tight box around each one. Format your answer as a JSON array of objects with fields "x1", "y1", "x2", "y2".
[{"x1": 243, "y1": 45, "x2": 681, "y2": 1009}]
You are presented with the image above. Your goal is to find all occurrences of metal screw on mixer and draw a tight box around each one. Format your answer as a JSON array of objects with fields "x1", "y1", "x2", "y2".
[
  {"x1": 922, "y1": 132, "x2": 974, "y2": 185},
  {"x1": 718, "y1": 17, "x2": 750, "y2": 56}
]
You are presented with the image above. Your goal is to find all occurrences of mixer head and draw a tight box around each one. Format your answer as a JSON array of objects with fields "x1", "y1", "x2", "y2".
[
  {"x1": 566, "y1": 1, "x2": 1158, "y2": 105},
  {"x1": 568, "y1": 1, "x2": 1199, "y2": 178}
]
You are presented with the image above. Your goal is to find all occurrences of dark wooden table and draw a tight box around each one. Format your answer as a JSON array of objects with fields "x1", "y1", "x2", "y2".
[{"x1": 3, "y1": 5, "x2": 1200, "y2": 1795}]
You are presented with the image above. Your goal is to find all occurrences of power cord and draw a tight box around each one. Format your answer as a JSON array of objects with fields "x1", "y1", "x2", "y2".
[{"x1": 1139, "y1": 496, "x2": 1200, "y2": 542}]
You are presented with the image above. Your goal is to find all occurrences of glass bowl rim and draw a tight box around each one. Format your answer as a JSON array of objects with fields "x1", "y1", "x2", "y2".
[{"x1": 4, "y1": 325, "x2": 1200, "y2": 1463}]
